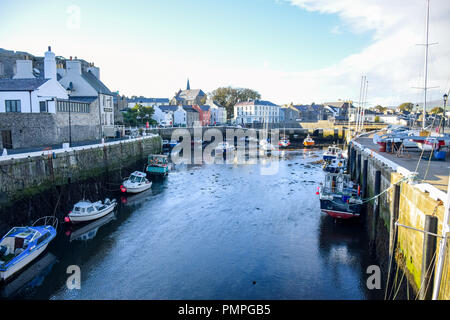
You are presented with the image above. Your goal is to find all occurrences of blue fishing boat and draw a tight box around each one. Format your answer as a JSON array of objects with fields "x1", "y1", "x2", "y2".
[
  {"x1": 323, "y1": 145, "x2": 343, "y2": 162},
  {"x1": 319, "y1": 173, "x2": 362, "y2": 219},
  {"x1": 0, "y1": 217, "x2": 57, "y2": 281}
]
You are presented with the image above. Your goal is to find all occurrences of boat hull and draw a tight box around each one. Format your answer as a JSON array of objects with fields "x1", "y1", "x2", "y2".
[
  {"x1": 320, "y1": 199, "x2": 361, "y2": 219},
  {"x1": 123, "y1": 182, "x2": 152, "y2": 194},
  {"x1": 69, "y1": 203, "x2": 117, "y2": 223},
  {"x1": 0, "y1": 243, "x2": 49, "y2": 281}
]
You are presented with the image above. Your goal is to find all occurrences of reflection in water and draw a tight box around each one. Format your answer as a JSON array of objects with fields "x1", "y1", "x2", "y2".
[
  {"x1": 0, "y1": 253, "x2": 57, "y2": 299},
  {"x1": 66, "y1": 212, "x2": 117, "y2": 242},
  {"x1": 4, "y1": 149, "x2": 384, "y2": 300}
]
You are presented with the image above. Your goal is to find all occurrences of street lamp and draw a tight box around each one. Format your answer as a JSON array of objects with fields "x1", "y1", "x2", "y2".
[
  {"x1": 66, "y1": 88, "x2": 73, "y2": 147},
  {"x1": 443, "y1": 93, "x2": 448, "y2": 133}
]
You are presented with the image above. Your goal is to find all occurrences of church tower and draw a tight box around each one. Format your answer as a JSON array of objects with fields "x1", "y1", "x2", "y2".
[{"x1": 186, "y1": 78, "x2": 190, "y2": 90}]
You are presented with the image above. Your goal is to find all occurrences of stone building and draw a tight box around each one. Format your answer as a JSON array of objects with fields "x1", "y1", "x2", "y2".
[
  {"x1": 170, "y1": 79, "x2": 206, "y2": 106},
  {"x1": 0, "y1": 47, "x2": 102, "y2": 149}
]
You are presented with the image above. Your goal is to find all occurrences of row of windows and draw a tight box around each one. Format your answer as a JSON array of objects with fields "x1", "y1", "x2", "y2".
[
  {"x1": 237, "y1": 111, "x2": 278, "y2": 116},
  {"x1": 238, "y1": 106, "x2": 279, "y2": 112},
  {"x1": 56, "y1": 101, "x2": 90, "y2": 113}
]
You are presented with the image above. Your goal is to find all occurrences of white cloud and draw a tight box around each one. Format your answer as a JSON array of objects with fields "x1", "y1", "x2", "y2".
[{"x1": 269, "y1": 0, "x2": 450, "y2": 107}]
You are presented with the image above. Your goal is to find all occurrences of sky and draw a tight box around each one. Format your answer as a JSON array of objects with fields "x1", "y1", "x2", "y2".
[{"x1": 1, "y1": 0, "x2": 449, "y2": 107}]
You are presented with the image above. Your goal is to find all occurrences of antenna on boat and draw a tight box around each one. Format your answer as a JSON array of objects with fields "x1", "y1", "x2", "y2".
[{"x1": 413, "y1": 0, "x2": 439, "y2": 131}]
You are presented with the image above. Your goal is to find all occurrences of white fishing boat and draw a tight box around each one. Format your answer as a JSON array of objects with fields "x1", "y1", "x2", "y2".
[
  {"x1": 323, "y1": 145, "x2": 343, "y2": 161},
  {"x1": 65, "y1": 198, "x2": 117, "y2": 223},
  {"x1": 0, "y1": 217, "x2": 57, "y2": 282},
  {"x1": 120, "y1": 171, "x2": 152, "y2": 194},
  {"x1": 215, "y1": 142, "x2": 235, "y2": 153}
]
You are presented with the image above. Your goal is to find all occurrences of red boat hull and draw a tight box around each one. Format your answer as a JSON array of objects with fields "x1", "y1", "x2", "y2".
[{"x1": 322, "y1": 209, "x2": 360, "y2": 219}]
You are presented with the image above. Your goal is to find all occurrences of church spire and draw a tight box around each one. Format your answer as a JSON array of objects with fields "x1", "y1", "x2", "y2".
[{"x1": 186, "y1": 78, "x2": 190, "y2": 90}]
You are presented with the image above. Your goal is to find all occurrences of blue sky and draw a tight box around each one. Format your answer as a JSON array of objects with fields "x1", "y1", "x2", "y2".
[{"x1": 1, "y1": 0, "x2": 449, "y2": 106}]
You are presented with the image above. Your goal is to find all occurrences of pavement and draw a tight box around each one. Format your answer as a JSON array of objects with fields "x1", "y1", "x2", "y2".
[{"x1": 356, "y1": 136, "x2": 450, "y2": 192}]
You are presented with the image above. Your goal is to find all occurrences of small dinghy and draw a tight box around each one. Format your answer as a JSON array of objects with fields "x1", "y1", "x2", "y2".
[
  {"x1": 0, "y1": 216, "x2": 57, "y2": 281},
  {"x1": 65, "y1": 198, "x2": 117, "y2": 223},
  {"x1": 121, "y1": 171, "x2": 152, "y2": 194}
]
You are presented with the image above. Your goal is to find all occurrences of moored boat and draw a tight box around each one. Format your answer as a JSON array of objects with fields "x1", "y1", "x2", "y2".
[
  {"x1": 121, "y1": 171, "x2": 152, "y2": 194},
  {"x1": 0, "y1": 216, "x2": 58, "y2": 281},
  {"x1": 303, "y1": 134, "x2": 315, "y2": 147},
  {"x1": 323, "y1": 144, "x2": 343, "y2": 161},
  {"x1": 215, "y1": 142, "x2": 235, "y2": 153},
  {"x1": 147, "y1": 154, "x2": 169, "y2": 176},
  {"x1": 278, "y1": 138, "x2": 291, "y2": 148},
  {"x1": 323, "y1": 157, "x2": 347, "y2": 173},
  {"x1": 319, "y1": 173, "x2": 362, "y2": 219},
  {"x1": 65, "y1": 198, "x2": 117, "y2": 223}
]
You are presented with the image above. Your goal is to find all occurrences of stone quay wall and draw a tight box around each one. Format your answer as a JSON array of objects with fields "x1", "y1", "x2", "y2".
[{"x1": 350, "y1": 139, "x2": 449, "y2": 300}]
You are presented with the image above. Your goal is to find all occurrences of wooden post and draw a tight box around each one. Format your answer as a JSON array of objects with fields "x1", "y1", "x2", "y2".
[
  {"x1": 419, "y1": 215, "x2": 438, "y2": 300},
  {"x1": 357, "y1": 153, "x2": 362, "y2": 184},
  {"x1": 347, "y1": 144, "x2": 352, "y2": 174},
  {"x1": 362, "y1": 159, "x2": 368, "y2": 198},
  {"x1": 372, "y1": 170, "x2": 381, "y2": 244}
]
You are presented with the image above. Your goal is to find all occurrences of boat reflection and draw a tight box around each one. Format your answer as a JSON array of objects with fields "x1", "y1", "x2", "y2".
[
  {"x1": 0, "y1": 252, "x2": 57, "y2": 299},
  {"x1": 65, "y1": 211, "x2": 117, "y2": 242}
]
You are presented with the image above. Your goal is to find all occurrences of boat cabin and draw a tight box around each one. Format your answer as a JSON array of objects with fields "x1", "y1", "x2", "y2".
[
  {"x1": 129, "y1": 171, "x2": 147, "y2": 183},
  {"x1": 0, "y1": 227, "x2": 43, "y2": 265},
  {"x1": 322, "y1": 173, "x2": 357, "y2": 195}
]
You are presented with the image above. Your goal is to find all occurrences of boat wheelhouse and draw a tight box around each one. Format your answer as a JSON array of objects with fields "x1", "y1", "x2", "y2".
[
  {"x1": 323, "y1": 157, "x2": 347, "y2": 173},
  {"x1": 147, "y1": 154, "x2": 169, "y2": 176},
  {"x1": 323, "y1": 145, "x2": 343, "y2": 161},
  {"x1": 0, "y1": 217, "x2": 57, "y2": 281},
  {"x1": 319, "y1": 173, "x2": 362, "y2": 219},
  {"x1": 121, "y1": 171, "x2": 152, "y2": 194},
  {"x1": 66, "y1": 198, "x2": 117, "y2": 223}
]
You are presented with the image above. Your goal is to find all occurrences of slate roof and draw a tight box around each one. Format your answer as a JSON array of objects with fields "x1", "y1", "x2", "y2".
[
  {"x1": 182, "y1": 106, "x2": 199, "y2": 113},
  {"x1": 235, "y1": 100, "x2": 278, "y2": 107},
  {"x1": 158, "y1": 105, "x2": 178, "y2": 112},
  {"x1": 81, "y1": 70, "x2": 112, "y2": 95},
  {"x1": 129, "y1": 98, "x2": 169, "y2": 104},
  {"x1": 175, "y1": 89, "x2": 206, "y2": 101},
  {"x1": 0, "y1": 78, "x2": 49, "y2": 91},
  {"x1": 199, "y1": 105, "x2": 210, "y2": 112}
]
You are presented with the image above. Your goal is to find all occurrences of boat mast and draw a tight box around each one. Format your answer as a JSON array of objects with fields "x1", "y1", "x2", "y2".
[{"x1": 423, "y1": 0, "x2": 430, "y2": 131}]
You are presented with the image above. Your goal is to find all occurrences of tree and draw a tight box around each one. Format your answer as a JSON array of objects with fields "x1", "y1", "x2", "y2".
[
  {"x1": 373, "y1": 105, "x2": 387, "y2": 113},
  {"x1": 123, "y1": 104, "x2": 157, "y2": 126},
  {"x1": 209, "y1": 86, "x2": 261, "y2": 120},
  {"x1": 430, "y1": 107, "x2": 444, "y2": 114},
  {"x1": 398, "y1": 102, "x2": 414, "y2": 112}
]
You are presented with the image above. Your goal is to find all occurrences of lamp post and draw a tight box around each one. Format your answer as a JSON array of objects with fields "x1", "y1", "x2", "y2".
[
  {"x1": 67, "y1": 89, "x2": 72, "y2": 147},
  {"x1": 443, "y1": 93, "x2": 448, "y2": 133}
]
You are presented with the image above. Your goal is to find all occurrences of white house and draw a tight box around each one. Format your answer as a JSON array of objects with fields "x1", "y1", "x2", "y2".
[
  {"x1": 153, "y1": 105, "x2": 176, "y2": 126},
  {"x1": 234, "y1": 100, "x2": 280, "y2": 124},
  {"x1": 0, "y1": 48, "x2": 68, "y2": 114},
  {"x1": 207, "y1": 99, "x2": 227, "y2": 125},
  {"x1": 0, "y1": 47, "x2": 102, "y2": 149},
  {"x1": 59, "y1": 58, "x2": 115, "y2": 137}
]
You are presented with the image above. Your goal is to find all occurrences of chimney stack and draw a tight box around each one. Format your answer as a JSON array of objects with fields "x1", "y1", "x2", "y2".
[
  {"x1": 44, "y1": 46, "x2": 57, "y2": 80},
  {"x1": 13, "y1": 60, "x2": 35, "y2": 79},
  {"x1": 66, "y1": 60, "x2": 82, "y2": 75}
]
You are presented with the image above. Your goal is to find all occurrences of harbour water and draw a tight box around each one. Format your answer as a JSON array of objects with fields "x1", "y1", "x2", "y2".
[{"x1": 3, "y1": 149, "x2": 384, "y2": 300}]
